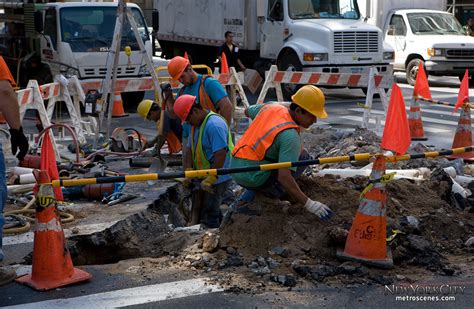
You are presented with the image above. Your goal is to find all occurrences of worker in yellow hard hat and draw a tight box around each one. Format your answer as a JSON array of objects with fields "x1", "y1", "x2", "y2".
[
  {"x1": 226, "y1": 85, "x2": 333, "y2": 222},
  {"x1": 137, "y1": 99, "x2": 182, "y2": 154}
]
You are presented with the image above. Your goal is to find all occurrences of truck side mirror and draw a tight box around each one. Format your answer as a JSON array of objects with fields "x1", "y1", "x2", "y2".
[
  {"x1": 34, "y1": 11, "x2": 44, "y2": 33},
  {"x1": 152, "y1": 10, "x2": 159, "y2": 32},
  {"x1": 256, "y1": 0, "x2": 265, "y2": 23},
  {"x1": 387, "y1": 25, "x2": 395, "y2": 36}
]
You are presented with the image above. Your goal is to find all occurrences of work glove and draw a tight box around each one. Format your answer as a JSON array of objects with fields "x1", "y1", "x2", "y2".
[
  {"x1": 182, "y1": 168, "x2": 194, "y2": 189},
  {"x1": 304, "y1": 198, "x2": 334, "y2": 221},
  {"x1": 201, "y1": 175, "x2": 217, "y2": 194},
  {"x1": 9, "y1": 127, "x2": 29, "y2": 161}
]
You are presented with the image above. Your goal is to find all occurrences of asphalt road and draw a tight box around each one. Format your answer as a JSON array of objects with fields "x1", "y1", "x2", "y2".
[{"x1": 1, "y1": 73, "x2": 472, "y2": 308}]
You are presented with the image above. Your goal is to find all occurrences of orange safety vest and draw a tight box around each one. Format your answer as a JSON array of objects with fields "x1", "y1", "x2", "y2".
[
  {"x1": 179, "y1": 75, "x2": 216, "y2": 112},
  {"x1": 232, "y1": 104, "x2": 299, "y2": 161},
  {"x1": 0, "y1": 56, "x2": 15, "y2": 86}
]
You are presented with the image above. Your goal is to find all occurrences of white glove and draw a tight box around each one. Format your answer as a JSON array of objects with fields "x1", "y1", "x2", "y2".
[{"x1": 304, "y1": 199, "x2": 334, "y2": 221}]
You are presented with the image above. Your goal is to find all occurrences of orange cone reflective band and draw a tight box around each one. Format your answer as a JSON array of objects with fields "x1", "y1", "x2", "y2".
[
  {"x1": 112, "y1": 92, "x2": 128, "y2": 117},
  {"x1": 408, "y1": 98, "x2": 427, "y2": 141},
  {"x1": 337, "y1": 156, "x2": 393, "y2": 268},
  {"x1": 41, "y1": 132, "x2": 64, "y2": 201},
  {"x1": 449, "y1": 104, "x2": 474, "y2": 161},
  {"x1": 16, "y1": 170, "x2": 92, "y2": 291},
  {"x1": 413, "y1": 63, "x2": 431, "y2": 100},
  {"x1": 454, "y1": 69, "x2": 470, "y2": 113},
  {"x1": 381, "y1": 83, "x2": 411, "y2": 155},
  {"x1": 221, "y1": 52, "x2": 230, "y2": 74}
]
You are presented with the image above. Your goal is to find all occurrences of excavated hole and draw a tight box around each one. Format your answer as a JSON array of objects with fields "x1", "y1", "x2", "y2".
[{"x1": 67, "y1": 184, "x2": 192, "y2": 265}]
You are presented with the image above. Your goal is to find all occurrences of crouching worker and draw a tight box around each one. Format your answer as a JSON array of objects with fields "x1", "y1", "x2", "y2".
[
  {"x1": 137, "y1": 99, "x2": 183, "y2": 155},
  {"x1": 174, "y1": 94, "x2": 233, "y2": 228},
  {"x1": 228, "y1": 85, "x2": 334, "y2": 222}
]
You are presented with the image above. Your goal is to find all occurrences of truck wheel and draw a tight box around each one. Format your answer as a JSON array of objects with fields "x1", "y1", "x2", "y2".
[
  {"x1": 121, "y1": 91, "x2": 145, "y2": 112},
  {"x1": 406, "y1": 58, "x2": 424, "y2": 86},
  {"x1": 277, "y1": 51, "x2": 302, "y2": 101}
]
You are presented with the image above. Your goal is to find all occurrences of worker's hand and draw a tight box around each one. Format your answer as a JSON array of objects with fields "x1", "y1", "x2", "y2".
[
  {"x1": 304, "y1": 198, "x2": 333, "y2": 221},
  {"x1": 9, "y1": 127, "x2": 29, "y2": 161},
  {"x1": 201, "y1": 175, "x2": 217, "y2": 194},
  {"x1": 182, "y1": 168, "x2": 194, "y2": 189}
]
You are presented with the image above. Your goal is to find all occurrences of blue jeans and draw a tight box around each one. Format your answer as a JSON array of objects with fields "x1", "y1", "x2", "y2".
[
  {"x1": 0, "y1": 144, "x2": 6, "y2": 261},
  {"x1": 192, "y1": 180, "x2": 230, "y2": 228}
]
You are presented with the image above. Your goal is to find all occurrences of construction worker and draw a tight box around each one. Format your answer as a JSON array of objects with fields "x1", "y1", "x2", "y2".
[
  {"x1": 218, "y1": 31, "x2": 246, "y2": 72},
  {"x1": 463, "y1": 17, "x2": 474, "y2": 37},
  {"x1": 173, "y1": 94, "x2": 233, "y2": 228},
  {"x1": 229, "y1": 85, "x2": 333, "y2": 221},
  {"x1": 137, "y1": 99, "x2": 182, "y2": 154},
  {"x1": 0, "y1": 55, "x2": 29, "y2": 285}
]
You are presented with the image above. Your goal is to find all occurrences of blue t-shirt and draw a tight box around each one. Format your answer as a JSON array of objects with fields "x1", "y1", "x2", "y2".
[
  {"x1": 187, "y1": 114, "x2": 231, "y2": 184},
  {"x1": 178, "y1": 74, "x2": 228, "y2": 138}
]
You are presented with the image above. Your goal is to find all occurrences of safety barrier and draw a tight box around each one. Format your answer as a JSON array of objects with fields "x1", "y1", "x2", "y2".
[{"x1": 256, "y1": 65, "x2": 393, "y2": 131}]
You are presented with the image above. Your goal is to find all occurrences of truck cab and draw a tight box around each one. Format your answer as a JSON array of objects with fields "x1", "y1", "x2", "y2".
[
  {"x1": 383, "y1": 9, "x2": 474, "y2": 85},
  {"x1": 260, "y1": 0, "x2": 394, "y2": 96}
]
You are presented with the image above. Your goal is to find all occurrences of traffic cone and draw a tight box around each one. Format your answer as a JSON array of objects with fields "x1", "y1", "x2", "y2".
[
  {"x1": 336, "y1": 155, "x2": 393, "y2": 269},
  {"x1": 0, "y1": 112, "x2": 6, "y2": 124},
  {"x1": 184, "y1": 51, "x2": 189, "y2": 60},
  {"x1": 16, "y1": 170, "x2": 92, "y2": 290},
  {"x1": 221, "y1": 52, "x2": 230, "y2": 74},
  {"x1": 408, "y1": 99, "x2": 427, "y2": 140},
  {"x1": 112, "y1": 92, "x2": 128, "y2": 117},
  {"x1": 449, "y1": 103, "x2": 474, "y2": 162}
]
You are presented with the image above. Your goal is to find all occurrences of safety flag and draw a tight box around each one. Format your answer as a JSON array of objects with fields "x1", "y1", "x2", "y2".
[
  {"x1": 221, "y1": 52, "x2": 230, "y2": 74},
  {"x1": 381, "y1": 83, "x2": 411, "y2": 155},
  {"x1": 413, "y1": 63, "x2": 431, "y2": 100},
  {"x1": 40, "y1": 133, "x2": 64, "y2": 201},
  {"x1": 454, "y1": 69, "x2": 470, "y2": 113}
]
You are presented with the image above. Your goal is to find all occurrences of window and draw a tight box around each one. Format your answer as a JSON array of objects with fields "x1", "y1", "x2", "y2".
[
  {"x1": 388, "y1": 15, "x2": 407, "y2": 36},
  {"x1": 268, "y1": 0, "x2": 283, "y2": 21},
  {"x1": 44, "y1": 8, "x2": 58, "y2": 49}
]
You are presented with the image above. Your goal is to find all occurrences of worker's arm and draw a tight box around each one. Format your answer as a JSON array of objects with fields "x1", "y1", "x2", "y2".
[
  {"x1": 164, "y1": 90, "x2": 177, "y2": 119},
  {"x1": 237, "y1": 58, "x2": 246, "y2": 71},
  {"x1": 211, "y1": 148, "x2": 227, "y2": 169},
  {"x1": 277, "y1": 168, "x2": 308, "y2": 204},
  {"x1": 216, "y1": 96, "x2": 233, "y2": 125},
  {"x1": 0, "y1": 80, "x2": 21, "y2": 130}
]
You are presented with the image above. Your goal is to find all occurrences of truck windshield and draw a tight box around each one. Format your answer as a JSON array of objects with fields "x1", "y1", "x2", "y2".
[
  {"x1": 407, "y1": 12, "x2": 465, "y2": 35},
  {"x1": 60, "y1": 6, "x2": 150, "y2": 52},
  {"x1": 288, "y1": 0, "x2": 359, "y2": 19}
]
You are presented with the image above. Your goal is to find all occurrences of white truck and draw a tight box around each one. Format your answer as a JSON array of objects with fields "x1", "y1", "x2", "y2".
[
  {"x1": 154, "y1": 0, "x2": 394, "y2": 98},
  {"x1": 0, "y1": 1, "x2": 153, "y2": 105},
  {"x1": 359, "y1": 0, "x2": 474, "y2": 86}
]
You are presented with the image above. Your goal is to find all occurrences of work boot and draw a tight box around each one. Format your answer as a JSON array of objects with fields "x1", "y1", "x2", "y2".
[{"x1": 0, "y1": 266, "x2": 16, "y2": 286}]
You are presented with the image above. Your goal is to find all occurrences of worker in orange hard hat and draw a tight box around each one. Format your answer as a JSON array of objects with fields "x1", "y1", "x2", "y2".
[
  {"x1": 165, "y1": 56, "x2": 233, "y2": 158},
  {"x1": 173, "y1": 94, "x2": 233, "y2": 228},
  {"x1": 221, "y1": 85, "x2": 333, "y2": 227}
]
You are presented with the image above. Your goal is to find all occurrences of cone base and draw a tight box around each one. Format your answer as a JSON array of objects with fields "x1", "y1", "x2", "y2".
[
  {"x1": 112, "y1": 113, "x2": 129, "y2": 118},
  {"x1": 411, "y1": 137, "x2": 428, "y2": 141},
  {"x1": 336, "y1": 247, "x2": 393, "y2": 269},
  {"x1": 15, "y1": 267, "x2": 92, "y2": 291}
]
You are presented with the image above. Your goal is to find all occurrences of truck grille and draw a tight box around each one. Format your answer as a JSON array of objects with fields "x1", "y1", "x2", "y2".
[
  {"x1": 446, "y1": 49, "x2": 474, "y2": 59},
  {"x1": 334, "y1": 32, "x2": 379, "y2": 53},
  {"x1": 81, "y1": 66, "x2": 138, "y2": 77}
]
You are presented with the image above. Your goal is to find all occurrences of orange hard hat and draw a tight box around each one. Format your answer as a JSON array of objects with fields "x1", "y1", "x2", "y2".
[
  {"x1": 168, "y1": 56, "x2": 190, "y2": 80},
  {"x1": 174, "y1": 94, "x2": 196, "y2": 123}
]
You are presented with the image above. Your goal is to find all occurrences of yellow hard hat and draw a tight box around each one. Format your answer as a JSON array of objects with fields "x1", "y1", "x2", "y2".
[
  {"x1": 291, "y1": 85, "x2": 327, "y2": 119},
  {"x1": 137, "y1": 99, "x2": 154, "y2": 119}
]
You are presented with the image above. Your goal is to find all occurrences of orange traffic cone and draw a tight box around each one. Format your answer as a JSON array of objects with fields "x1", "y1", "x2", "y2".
[
  {"x1": 184, "y1": 51, "x2": 189, "y2": 60},
  {"x1": 0, "y1": 112, "x2": 6, "y2": 124},
  {"x1": 336, "y1": 155, "x2": 393, "y2": 269},
  {"x1": 16, "y1": 170, "x2": 92, "y2": 290},
  {"x1": 112, "y1": 92, "x2": 128, "y2": 118},
  {"x1": 449, "y1": 103, "x2": 474, "y2": 162},
  {"x1": 408, "y1": 99, "x2": 427, "y2": 140},
  {"x1": 221, "y1": 52, "x2": 230, "y2": 74}
]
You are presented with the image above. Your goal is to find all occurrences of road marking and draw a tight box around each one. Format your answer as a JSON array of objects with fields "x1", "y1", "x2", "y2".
[
  {"x1": 348, "y1": 108, "x2": 460, "y2": 126},
  {"x1": 340, "y1": 116, "x2": 449, "y2": 133},
  {"x1": 3, "y1": 221, "x2": 119, "y2": 246},
  {"x1": 7, "y1": 278, "x2": 223, "y2": 309}
]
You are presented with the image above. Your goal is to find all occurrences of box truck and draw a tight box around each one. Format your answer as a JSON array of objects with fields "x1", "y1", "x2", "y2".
[
  {"x1": 154, "y1": 0, "x2": 394, "y2": 98},
  {"x1": 0, "y1": 1, "x2": 153, "y2": 105},
  {"x1": 359, "y1": 0, "x2": 474, "y2": 85}
]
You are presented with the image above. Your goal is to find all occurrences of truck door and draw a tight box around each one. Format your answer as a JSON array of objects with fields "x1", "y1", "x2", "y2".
[
  {"x1": 260, "y1": 0, "x2": 285, "y2": 59},
  {"x1": 385, "y1": 14, "x2": 407, "y2": 70},
  {"x1": 40, "y1": 8, "x2": 59, "y2": 66}
]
